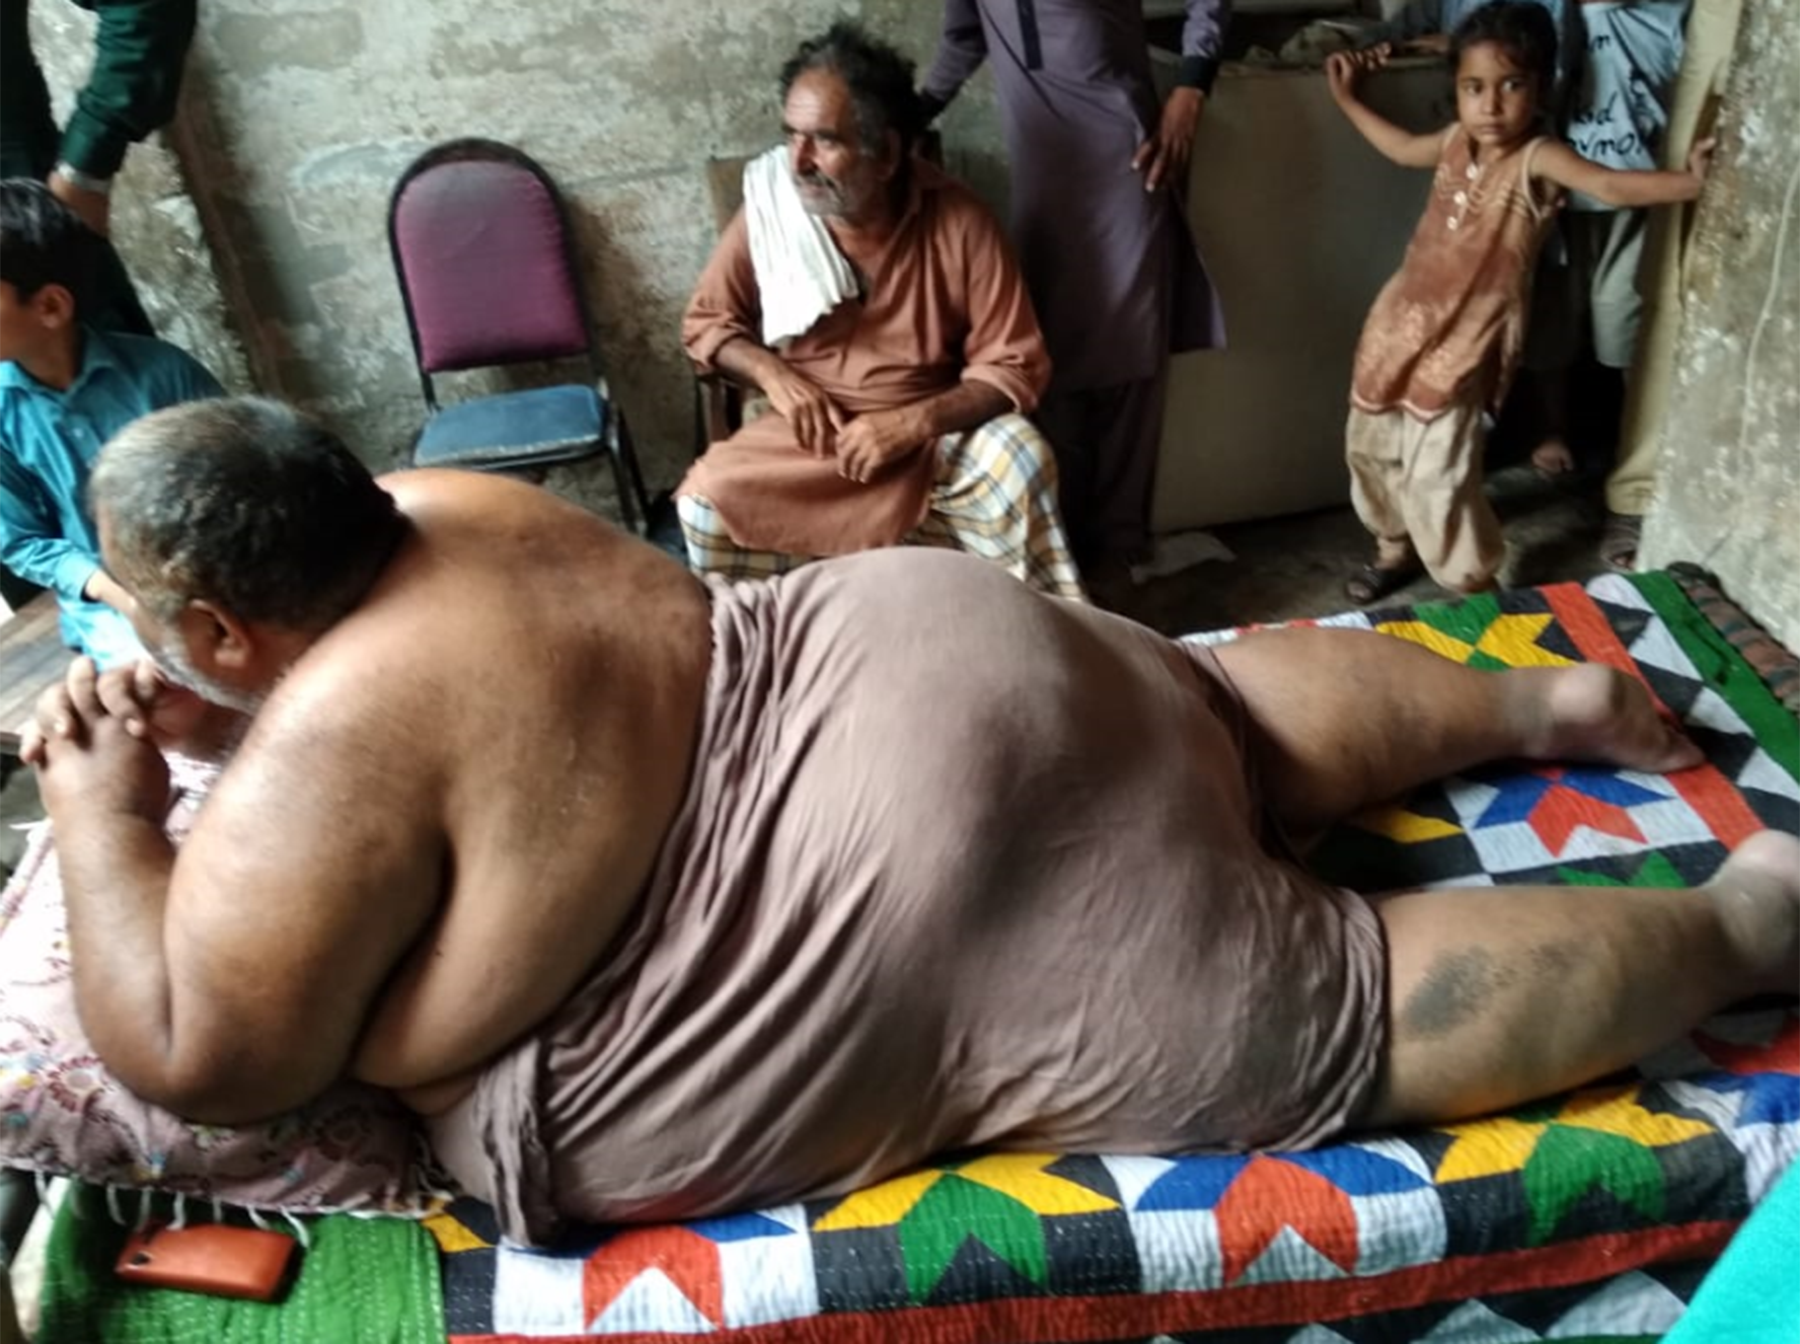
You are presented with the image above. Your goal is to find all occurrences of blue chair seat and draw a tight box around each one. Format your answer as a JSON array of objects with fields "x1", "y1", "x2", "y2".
[{"x1": 413, "y1": 384, "x2": 607, "y2": 470}]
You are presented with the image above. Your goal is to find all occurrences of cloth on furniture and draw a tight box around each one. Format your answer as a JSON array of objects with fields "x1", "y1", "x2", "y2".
[
  {"x1": 436, "y1": 569, "x2": 1799, "y2": 1342},
  {"x1": 677, "y1": 412, "x2": 1087, "y2": 598},
  {"x1": 1669, "y1": 562, "x2": 1800, "y2": 713},
  {"x1": 35, "y1": 1182, "x2": 443, "y2": 1344},
  {"x1": 0, "y1": 757, "x2": 429, "y2": 1218},
  {"x1": 428, "y1": 548, "x2": 1387, "y2": 1241}
]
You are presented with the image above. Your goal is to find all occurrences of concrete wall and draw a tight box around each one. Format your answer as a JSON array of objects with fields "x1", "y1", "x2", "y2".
[
  {"x1": 29, "y1": 1, "x2": 995, "y2": 523},
  {"x1": 1638, "y1": 1, "x2": 1800, "y2": 649}
]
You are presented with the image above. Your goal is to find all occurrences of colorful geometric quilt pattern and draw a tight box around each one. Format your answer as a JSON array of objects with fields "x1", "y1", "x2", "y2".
[{"x1": 437, "y1": 573, "x2": 1800, "y2": 1343}]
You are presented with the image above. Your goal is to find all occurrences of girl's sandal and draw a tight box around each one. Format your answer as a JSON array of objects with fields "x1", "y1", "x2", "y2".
[
  {"x1": 1601, "y1": 511, "x2": 1642, "y2": 573},
  {"x1": 1345, "y1": 561, "x2": 1419, "y2": 606}
]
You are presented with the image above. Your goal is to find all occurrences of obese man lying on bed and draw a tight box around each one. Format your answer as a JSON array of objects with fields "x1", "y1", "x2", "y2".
[{"x1": 21, "y1": 396, "x2": 1800, "y2": 1246}]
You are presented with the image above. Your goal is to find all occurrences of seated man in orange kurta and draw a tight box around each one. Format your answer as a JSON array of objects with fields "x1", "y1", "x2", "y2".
[{"x1": 676, "y1": 22, "x2": 1085, "y2": 599}]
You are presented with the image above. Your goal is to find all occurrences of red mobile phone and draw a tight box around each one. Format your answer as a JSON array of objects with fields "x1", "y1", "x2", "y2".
[{"x1": 114, "y1": 1221, "x2": 300, "y2": 1301}]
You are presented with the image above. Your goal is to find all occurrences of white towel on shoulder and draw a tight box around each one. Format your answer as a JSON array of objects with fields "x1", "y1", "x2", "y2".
[{"x1": 742, "y1": 146, "x2": 859, "y2": 347}]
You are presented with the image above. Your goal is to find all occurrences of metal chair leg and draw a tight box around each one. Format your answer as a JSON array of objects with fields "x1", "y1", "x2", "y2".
[{"x1": 609, "y1": 416, "x2": 651, "y2": 535}]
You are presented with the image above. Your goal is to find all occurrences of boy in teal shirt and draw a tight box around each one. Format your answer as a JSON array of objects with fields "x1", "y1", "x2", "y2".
[{"x1": 0, "y1": 178, "x2": 220, "y2": 665}]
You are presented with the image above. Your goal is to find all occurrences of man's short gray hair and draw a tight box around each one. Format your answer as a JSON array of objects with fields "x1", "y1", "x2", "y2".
[{"x1": 90, "y1": 397, "x2": 405, "y2": 629}]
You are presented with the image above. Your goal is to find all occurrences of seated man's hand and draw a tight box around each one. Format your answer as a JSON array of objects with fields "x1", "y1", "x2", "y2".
[
  {"x1": 836, "y1": 408, "x2": 927, "y2": 484},
  {"x1": 23, "y1": 656, "x2": 172, "y2": 824},
  {"x1": 761, "y1": 364, "x2": 847, "y2": 456}
]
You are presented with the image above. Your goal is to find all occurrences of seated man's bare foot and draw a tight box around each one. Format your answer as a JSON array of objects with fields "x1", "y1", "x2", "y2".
[
  {"x1": 1515, "y1": 664, "x2": 1703, "y2": 773},
  {"x1": 1531, "y1": 440, "x2": 1576, "y2": 479},
  {"x1": 1705, "y1": 831, "x2": 1800, "y2": 994}
]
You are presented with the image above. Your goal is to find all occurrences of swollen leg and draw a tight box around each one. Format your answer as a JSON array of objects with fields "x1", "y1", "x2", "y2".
[
  {"x1": 1214, "y1": 628, "x2": 1700, "y2": 835},
  {"x1": 1361, "y1": 830, "x2": 1800, "y2": 1128}
]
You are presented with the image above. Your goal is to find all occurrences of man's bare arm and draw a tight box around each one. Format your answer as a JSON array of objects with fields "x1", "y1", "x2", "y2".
[
  {"x1": 713, "y1": 335, "x2": 847, "y2": 454},
  {"x1": 32, "y1": 664, "x2": 443, "y2": 1123}
]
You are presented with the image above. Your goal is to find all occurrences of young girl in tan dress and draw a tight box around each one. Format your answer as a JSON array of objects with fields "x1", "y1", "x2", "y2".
[{"x1": 1325, "y1": 0, "x2": 1712, "y2": 605}]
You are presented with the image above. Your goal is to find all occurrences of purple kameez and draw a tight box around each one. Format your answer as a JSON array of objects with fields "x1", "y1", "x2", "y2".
[{"x1": 923, "y1": 0, "x2": 1230, "y2": 557}]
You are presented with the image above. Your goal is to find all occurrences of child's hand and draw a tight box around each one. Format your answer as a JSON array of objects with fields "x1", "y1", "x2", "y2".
[
  {"x1": 1687, "y1": 136, "x2": 1716, "y2": 182},
  {"x1": 1326, "y1": 51, "x2": 1355, "y2": 99},
  {"x1": 1326, "y1": 46, "x2": 1388, "y2": 100}
]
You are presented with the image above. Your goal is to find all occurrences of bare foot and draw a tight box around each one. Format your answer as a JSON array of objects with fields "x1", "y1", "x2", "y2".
[
  {"x1": 1705, "y1": 831, "x2": 1800, "y2": 993},
  {"x1": 1514, "y1": 664, "x2": 1703, "y2": 772},
  {"x1": 1531, "y1": 440, "x2": 1576, "y2": 478}
]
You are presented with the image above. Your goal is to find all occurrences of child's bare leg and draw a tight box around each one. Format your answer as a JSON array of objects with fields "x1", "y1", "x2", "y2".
[{"x1": 1361, "y1": 831, "x2": 1800, "y2": 1128}]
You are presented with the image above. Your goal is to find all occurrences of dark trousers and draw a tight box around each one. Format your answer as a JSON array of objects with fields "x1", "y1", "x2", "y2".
[{"x1": 1037, "y1": 362, "x2": 1170, "y2": 567}]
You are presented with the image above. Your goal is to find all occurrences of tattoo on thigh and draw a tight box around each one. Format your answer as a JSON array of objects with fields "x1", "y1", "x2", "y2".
[{"x1": 1401, "y1": 947, "x2": 1508, "y2": 1039}]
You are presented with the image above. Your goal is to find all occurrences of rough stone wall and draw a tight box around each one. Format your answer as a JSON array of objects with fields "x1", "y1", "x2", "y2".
[{"x1": 1638, "y1": 2, "x2": 1800, "y2": 649}]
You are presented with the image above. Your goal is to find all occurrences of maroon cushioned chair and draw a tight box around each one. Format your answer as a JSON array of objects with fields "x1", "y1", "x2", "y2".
[{"x1": 388, "y1": 137, "x2": 649, "y2": 531}]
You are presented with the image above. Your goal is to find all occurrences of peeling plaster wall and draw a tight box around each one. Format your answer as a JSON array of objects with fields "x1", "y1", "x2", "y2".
[{"x1": 1638, "y1": 2, "x2": 1800, "y2": 648}]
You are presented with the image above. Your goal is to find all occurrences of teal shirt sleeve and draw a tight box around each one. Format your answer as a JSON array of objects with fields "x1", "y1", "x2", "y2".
[
  {"x1": 0, "y1": 450, "x2": 101, "y2": 601},
  {"x1": 60, "y1": 0, "x2": 199, "y2": 178},
  {"x1": 163, "y1": 345, "x2": 225, "y2": 402}
]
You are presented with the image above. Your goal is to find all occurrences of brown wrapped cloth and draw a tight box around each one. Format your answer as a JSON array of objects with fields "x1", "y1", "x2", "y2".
[{"x1": 428, "y1": 550, "x2": 1385, "y2": 1243}]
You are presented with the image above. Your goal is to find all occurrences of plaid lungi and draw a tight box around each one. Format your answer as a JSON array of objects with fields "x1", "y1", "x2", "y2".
[{"x1": 677, "y1": 413, "x2": 1087, "y2": 600}]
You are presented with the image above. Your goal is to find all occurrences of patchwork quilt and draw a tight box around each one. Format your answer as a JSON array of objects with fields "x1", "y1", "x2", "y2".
[{"x1": 431, "y1": 571, "x2": 1800, "y2": 1343}]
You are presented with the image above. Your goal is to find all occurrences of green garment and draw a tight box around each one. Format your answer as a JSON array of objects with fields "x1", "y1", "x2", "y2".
[{"x1": 0, "y1": 0, "x2": 197, "y2": 180}]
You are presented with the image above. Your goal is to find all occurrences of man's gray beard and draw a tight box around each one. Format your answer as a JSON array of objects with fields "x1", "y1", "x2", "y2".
[
  {"x1": 153, "y1": 644, "x2": 266, "y2": 717},
  {"x1": 795, "y1": 175, "x2": 847, "y2": 218}
]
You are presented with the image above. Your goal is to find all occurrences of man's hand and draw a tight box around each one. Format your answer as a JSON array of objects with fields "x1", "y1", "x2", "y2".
[
  {"x1": 48, "y1": 169, "x2": 112, "y2": 237},
  {"x1": 762, "y1": 365, "x2": 848, "y2": 455},
  {"x1": 835, "y1": 408, "x2": 927, "y2": 484},
  {"x1": 1132, "y1": 86, "x2": 1205, "y2": 193},
  {"x1": 23, "y1": 657, "x2": 172, "y2": 824},
  {"x1": 95, "y1": 658, "x2": 214, "y2": 752}
]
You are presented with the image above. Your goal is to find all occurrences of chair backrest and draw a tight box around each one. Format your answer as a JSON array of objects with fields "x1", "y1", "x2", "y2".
[{"x1": 388, "y1": 139, "x2": 597, "y2": 386}]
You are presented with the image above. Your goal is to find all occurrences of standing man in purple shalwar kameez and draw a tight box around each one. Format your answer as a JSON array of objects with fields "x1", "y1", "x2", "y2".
[{"x1": 920, "y1": 0, "x2": 1229, "y2": 577}]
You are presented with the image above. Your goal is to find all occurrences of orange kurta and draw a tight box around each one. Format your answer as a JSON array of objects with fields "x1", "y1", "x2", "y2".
[{"x1": 679, "y1": 160, "x2": 1051, "y2": 556}]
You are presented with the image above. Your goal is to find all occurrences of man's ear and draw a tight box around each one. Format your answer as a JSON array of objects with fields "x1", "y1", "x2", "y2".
[
  {"x1": 176, "y1": 599, "x2": 257, "y2": 675},
  {"x1": 30, "y1": 283, "x2": 77, "y2": 330},
  {"x1": 877, "y1": 128, "x2": 904, "y2": 179}
]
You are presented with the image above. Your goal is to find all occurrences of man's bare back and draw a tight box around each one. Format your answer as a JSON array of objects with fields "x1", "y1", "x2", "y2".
[
  {"x1": 35, "y1": 458, "x2": 711, "y2": 1125},
  {"x1": 342, "y1": 473, "x2": 712, "y2": 1106}
]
